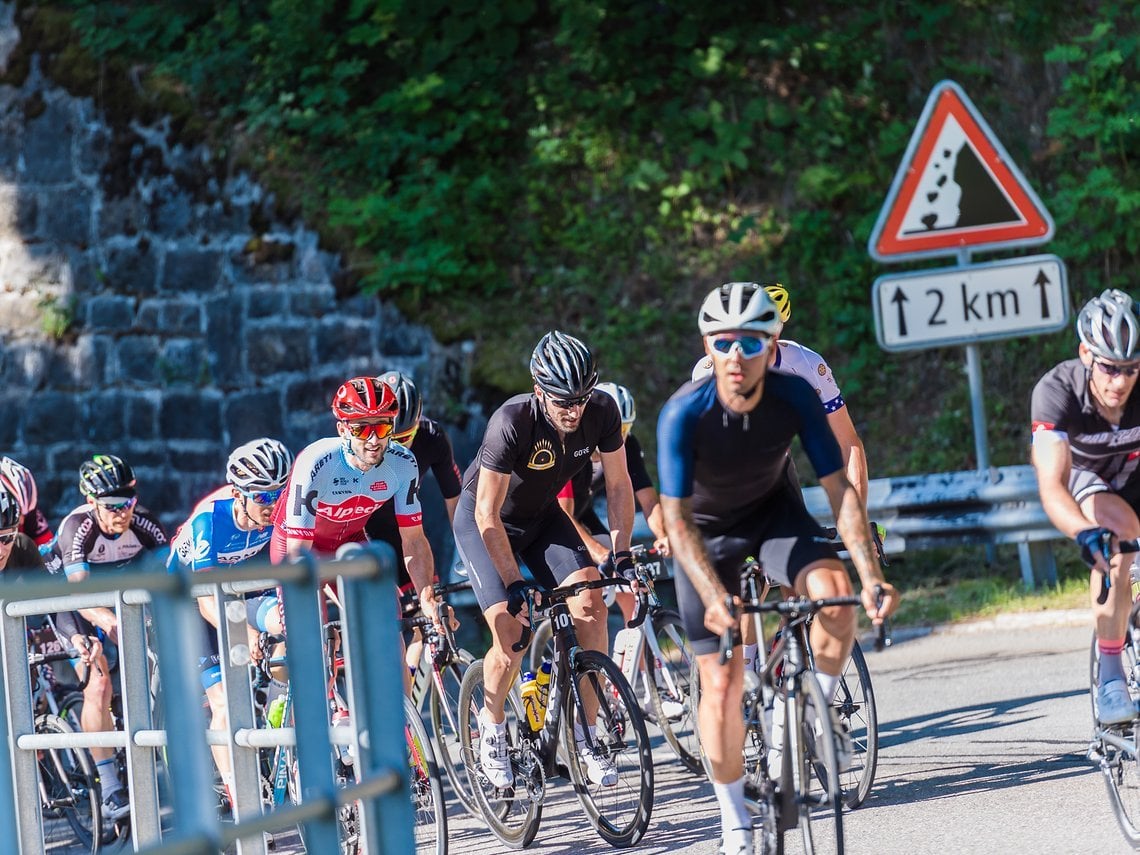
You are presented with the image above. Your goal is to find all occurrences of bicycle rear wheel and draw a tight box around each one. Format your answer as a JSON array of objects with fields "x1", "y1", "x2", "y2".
[
  {"x1": 36, "y1": 713, "x2": 102, "y2": 855},
  {"x1": 457, "y1": 659, "x2": 541, "y2": 848},
  {"x1": 405, "y1": 697, "x2": 448, "y2": 854},
  {"x1": 641, "y1": 609, "x2": 702, "y2": 775},
  {"x1": 527, "y1": 619, "x2": 554, "y2": 674},
  {"x1": 793, "y1": 671, "x2": 844, "y2": 855},
  {"x1": 835, "y1": 641, "x2": 877, "y2": 808},
  {"x1": 562, "y1": 650, "x2": 654, "y2": 847},
  {"x1": 429, "y1": 648, "x2": 478, "y2": 817}
]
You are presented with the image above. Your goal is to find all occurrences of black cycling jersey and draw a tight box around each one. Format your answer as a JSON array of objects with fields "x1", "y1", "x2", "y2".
[
  {"x1": 461, "y1": 391, "x2": 623, "y2": 527},
  {"x1": 2, "y1": 532, "x2": 47, "y2": 576},
  {"x1": 657, "y1": 374, "x2": 844, "y2": 532},
  {"x1": 1031, "y1": 358, "x2": 1140, "y2": 493},
  {"x1": 52, "y1": 504, "x2": 168, "y2": 577},
  {"x1": 566, "y1": 432, "x2": 654, "y2": 515}
]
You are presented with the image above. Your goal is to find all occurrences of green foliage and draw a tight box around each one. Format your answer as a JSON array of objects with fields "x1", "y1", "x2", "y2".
[{"x1": 47, "y1": 1, "x2": 1140, "y2": 476}]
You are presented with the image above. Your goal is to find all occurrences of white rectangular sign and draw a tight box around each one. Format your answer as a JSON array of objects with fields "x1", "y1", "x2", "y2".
[{"x1": 872, "y1": 254, "x2": 1068, "y2": 352}]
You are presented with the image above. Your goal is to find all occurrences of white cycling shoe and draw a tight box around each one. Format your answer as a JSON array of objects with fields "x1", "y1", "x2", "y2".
[
  {"x1": 1097, "y1": 680, "x2": 1138, "y2": 726},
  {"x1": 718, "y1": 829, "x2": 754, "y2": 855},
  {"x1": 577, "y1": 741, "x2": 618, "y2": 787},
  {"x1": 478, "y1": 714, "x2": 514, "y2": 789}
]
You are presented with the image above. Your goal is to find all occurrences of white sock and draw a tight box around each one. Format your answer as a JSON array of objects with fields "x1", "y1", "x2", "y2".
[
  {"x1": 96, "y1": 758, "x2": 122, "y2": 797},
  {"x1": 480, "y1": 709, "x2": 506, "y2": 733},
  {"x1": 815, "y1": 670, "x2": 840, "y2": 702},
  {"x1": 712, "y1": 777, "x2": 751, "y2": 837},
  {"x1": 742, "y1": 643, "x2": 759, "y2": 671}
]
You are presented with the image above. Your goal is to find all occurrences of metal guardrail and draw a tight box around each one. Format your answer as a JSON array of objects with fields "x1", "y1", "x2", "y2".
[{"x1": 0, "y1": 545, "x2": 413, "y2": 854}]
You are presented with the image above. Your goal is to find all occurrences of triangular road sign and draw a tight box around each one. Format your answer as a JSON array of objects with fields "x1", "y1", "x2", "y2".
[{"x1": 868, "y1": 80, "x2": 1053, "y2": 262}]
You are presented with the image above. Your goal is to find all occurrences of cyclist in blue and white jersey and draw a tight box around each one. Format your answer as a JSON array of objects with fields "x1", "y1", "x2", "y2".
[
  {"x1": 52, "y1": 454, "x2": 169, "y2": 822},
  {"x1": 659, "y1": 283, "x2": 897, "y2": 855},
  {"x1": 168, "y1": 437, "x2": 293, "y2": 808}
]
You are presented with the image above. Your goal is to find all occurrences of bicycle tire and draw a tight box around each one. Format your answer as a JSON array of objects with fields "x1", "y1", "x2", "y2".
[
  {"x1": 405, "y1": 696, "x2": 448, "y2": 855},
  {"x1": 457, "y1": 658, "x2": 541, "y2": 848},
  {"x1": 794, "y1": 670, "x2": 844, "y2": 855},
  {"x1": 561, "y1": 649, "x2": 654, "y2": 848},
  {"x1": 428, "y1": 648, "x2": 479, "y2": 817},
  {"x1": 835, "y1": 641, "x2": 878, "y2": 808},
  {"x1": 36, "y1": 712, "x2": 102, "y2": 854},
  {"x1": 641, "y1": 609, "x2": 702, "y2": 774}
]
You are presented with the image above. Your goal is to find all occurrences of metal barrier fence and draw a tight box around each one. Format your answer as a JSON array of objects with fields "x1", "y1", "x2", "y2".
[{"x1": 0, "y1": 545, "x2": 413, "y2": 854}]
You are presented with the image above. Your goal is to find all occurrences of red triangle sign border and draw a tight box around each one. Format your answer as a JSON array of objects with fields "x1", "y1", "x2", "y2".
[{"x1": 869, "y1": 80, "x2": 1054, "y2": 262}]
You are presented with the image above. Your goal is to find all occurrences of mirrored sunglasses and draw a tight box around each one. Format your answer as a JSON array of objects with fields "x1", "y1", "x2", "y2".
[
  {"x1": 241, "y1": 487, "x2": 284, "y2": 506},
  {"x1": 97, "y1": 496, "x2": 138, "y2": 513},
  {"x1": 343, "y1": 420, "x2": 395, "y2": 439},
  {"x1": 709, "y1": 335, "x2": 772, "y2": 359},
  {"x1": 392, "y1": 427, "x2": 419, "y2": 446},
  {"x1": 1094, "y1": 360, "x2": 1140, "y2": 378},
  {"x1": 550, "y1": 394, "x2": 591, "y2": 409}
]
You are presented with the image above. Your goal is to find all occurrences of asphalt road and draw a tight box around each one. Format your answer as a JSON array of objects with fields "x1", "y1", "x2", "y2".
[{"x1": 45, "y1": 614, "x2": 1139, "y2": 854}]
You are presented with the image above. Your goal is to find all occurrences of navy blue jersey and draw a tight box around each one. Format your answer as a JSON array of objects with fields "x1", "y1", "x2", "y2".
[{"x1": 657, "y1": 374, "x2": 844, "y2": 530}]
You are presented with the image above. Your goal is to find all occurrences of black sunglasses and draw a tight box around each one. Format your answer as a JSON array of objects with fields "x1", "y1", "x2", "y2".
[
  {"x1": 549, "y1": 394, "x2": 590, "y2": 409},
  {"x1": 1094, "y1": 360, "x2": 1140, "y2": 378}
]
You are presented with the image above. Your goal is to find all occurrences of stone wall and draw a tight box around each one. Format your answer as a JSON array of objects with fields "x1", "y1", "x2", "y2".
[{"x1": 0, "y1": 14, "x2": 483, "y2": 565}]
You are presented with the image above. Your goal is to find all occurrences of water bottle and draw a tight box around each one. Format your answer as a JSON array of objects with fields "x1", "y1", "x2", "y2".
[
  {"x1": 520, "y1": 671, "x2": 542, "y2": 731},
  {"x1": 534, "y1": 661, "x2": 553, "y2": 723},
  {"x1": 612, "y1": 627, "x2": 641, "y2": 684},
  {"x1": 267, "y1": 696, "x2": 286, "y2": 729}
]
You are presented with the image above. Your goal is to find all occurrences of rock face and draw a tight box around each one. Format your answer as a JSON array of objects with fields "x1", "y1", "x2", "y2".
[{"x1": 0, "y1": 10, "x2": 483, "y2": 567}]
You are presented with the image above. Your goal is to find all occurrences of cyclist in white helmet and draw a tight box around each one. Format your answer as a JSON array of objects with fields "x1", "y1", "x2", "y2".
[
  {"x1": 1031, "y1": 289, "x2": 1140, "y2": 725},
  {"x1": 168, "y1": 437, "x2": 293, "y2": 812}
]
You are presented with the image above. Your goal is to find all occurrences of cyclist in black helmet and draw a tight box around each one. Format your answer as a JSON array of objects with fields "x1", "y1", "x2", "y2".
[
  {"x1": 1032, "y1": 288, "x2": 1140, "y2": 726},
  {"x1": 452, "y1": 330, "x2": 636, "y2": 789},
  {"x1": 51, "y1": 453, "x2": 168, "y2": 823}
]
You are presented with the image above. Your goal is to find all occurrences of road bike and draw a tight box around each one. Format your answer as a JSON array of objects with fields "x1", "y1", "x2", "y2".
[
  {"x1": 458, "y1": 576, "x2": 654, "y2": 848},
  {"x1": 526, "y1": 545, "x2": 699, "y2": 773}
]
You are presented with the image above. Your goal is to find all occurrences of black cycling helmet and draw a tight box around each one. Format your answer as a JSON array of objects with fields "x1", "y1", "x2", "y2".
[
  {"x1": 78, "y1": 454, "x2": 137, "y2": 499},
  {"x1": 0, "y1": 485, "x2": 20, "y2": 530},
  {"x1": 378, "y1": 370, "x2": 423, "y2": 436},
  {"x1": 530, "y1": 331, "x2": 598, "y2": 399}
]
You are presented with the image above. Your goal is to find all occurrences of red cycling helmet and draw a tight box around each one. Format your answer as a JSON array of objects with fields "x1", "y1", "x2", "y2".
[{"x1": 331, "y1": 376, "x2": 399, "y2": 422}]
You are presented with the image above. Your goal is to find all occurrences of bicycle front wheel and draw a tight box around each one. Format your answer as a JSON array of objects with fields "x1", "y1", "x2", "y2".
[
  {"x1": 405, "y1": 697, "x2": 448, "y2": 855},
  {"x1": 429, "y1": 648, "x2": 479, "y2": 817},
  {"x1": 562, "y1": 650, "x2": 654, "y2": 848},
  {"x1": 36, "y1": 713, "x2": 102, "y2": 855},
  {"x1": 835, "y1": 641, "x2": 878, "y2": 808},
  {"x1": 457, "y1": 659, "x2": 541, "y2": 848},
  {"x1": 792, "y1": 671, "x2": 844, "y2": 855},
  {"x1": 641, "y1": 609, "x2": 702, "y2": 775}
]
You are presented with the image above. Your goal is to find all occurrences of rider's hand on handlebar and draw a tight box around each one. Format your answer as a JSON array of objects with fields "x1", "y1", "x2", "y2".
[
  {"x1": 703, "y1": 592, "x2": 740, "y2": 637},
  {"x1": 1077, "y1": 527, "x2": 1116, "y2": 573},
  {"x1": 653, "y1": 536, "x2": 671, "y2": 558},
  {"x1": 506, "y1": 580, "x2": 538, "y2": 625},
  {"x1": 861, "y1": 581, "x2": 899, "y2": 625}
]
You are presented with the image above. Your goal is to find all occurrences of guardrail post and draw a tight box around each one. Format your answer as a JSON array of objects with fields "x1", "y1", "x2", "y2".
[
  {"x1": 280, "y1": 552, "x2": 341, "y2": 853},
  {"x1": 147, "y1": 558, "x2": 222, "y2": 848},
  {"x1": 213, "y1": 583, "x2": 267, "y2": 855},
  {"x1": 118, "y1": 587, "x2": 163, "y2": 846},
  {"x1": 1018, "y1": 541, "x2": 1057, "y2": 589},
  {"x1": 0, "y1": 599, "x2": 43, "y2": 854},
  {"x1": 338, "y1": 543, "x2": 414, "y2": 854}
]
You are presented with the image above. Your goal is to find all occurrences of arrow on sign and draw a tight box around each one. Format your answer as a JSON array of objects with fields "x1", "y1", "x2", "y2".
[
  {"x1": 1034, "y1": 268, "x2": 1051, "y2": 318},
  {"x1": 892, "y1": 288, "x2": 910, "y2": 337}
]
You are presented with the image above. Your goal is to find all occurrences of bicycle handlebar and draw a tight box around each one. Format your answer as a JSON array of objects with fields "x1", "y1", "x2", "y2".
[{"x1": 510, "y1": 576, "x2": 637, "y2": 653}]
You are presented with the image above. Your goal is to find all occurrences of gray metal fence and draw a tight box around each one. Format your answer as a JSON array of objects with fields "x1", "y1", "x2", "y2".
[{"x1": 0, "y1": 545, "x2": 413, "y2": 854}]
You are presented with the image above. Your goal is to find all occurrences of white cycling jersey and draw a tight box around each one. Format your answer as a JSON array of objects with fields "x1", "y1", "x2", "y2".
[{"x1": 690, "y1": 338, "x2": 845, "y2": 413}]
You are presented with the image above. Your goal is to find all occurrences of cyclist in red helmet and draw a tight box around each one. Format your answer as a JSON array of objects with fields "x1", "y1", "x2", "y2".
[{"x1": 269, "y1": 376, "x2": 441, "y2": 628}]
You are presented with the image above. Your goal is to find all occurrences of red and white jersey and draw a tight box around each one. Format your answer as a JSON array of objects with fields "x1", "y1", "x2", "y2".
[{"x1": 269, "y1": 437, "x2": 421, "y2": 561}]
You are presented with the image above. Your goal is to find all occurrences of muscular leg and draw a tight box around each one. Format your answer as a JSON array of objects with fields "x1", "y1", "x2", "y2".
[
  {"x1": 797, "y1": 560, "x2": 856, "y2": 681},
  {"x1": 696, "y1": 651, "x2": 745, "y2": 782},
  {"x1": 83, "y1": 651, "x2": 116, "y2": 764},
  {"x1": 565, "y1": 565, "x2": 608, "y2": 725},
  {"x1": 1083, "y1": 492, "x2": 1140, "y2": 684},
  {"x1": 204, "y1": 682, "x2": 234, "y2": 797},
  {"x1": 481, "y1": 603, "x2": 526, "y2": 723}
]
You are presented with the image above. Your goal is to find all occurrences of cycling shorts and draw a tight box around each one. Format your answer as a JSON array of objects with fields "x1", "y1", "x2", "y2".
[
  {"x1": 452, "y1": 491, "x2": 593, "y2": 612},
  {"x1": 675, "y1": 481, "x2": 838, "y2": 656}
]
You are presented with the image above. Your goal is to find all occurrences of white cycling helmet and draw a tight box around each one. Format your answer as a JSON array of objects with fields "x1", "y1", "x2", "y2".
[
  {"x1": 0, "y1": 457, "x2": 37, "y2": 515},
  {"x1": 1077, "y1": 288, "x2": 1140, "y2": 362},
  {"x1": 226, "y1": 438, "x2": 294, "y2": 492},
  {"x1": 596, "y1": 382, "x2": 636, "y2": 426},
  {"x1": 698, "y1": 282, "x2": 784, "y2": 337}
]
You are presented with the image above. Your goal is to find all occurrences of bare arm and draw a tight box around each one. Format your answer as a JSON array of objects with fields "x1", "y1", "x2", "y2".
[
  {"x1": 558, "y1": 494, "x2": 610, "y2": 564},
  {"x1": 1031, "y1": 432, "x2": 1096, "y2": 538},
  {"x1": 827, "y1": 406, "x2": 869, "y2": 506},
  {"x1": 635, "y1": 485, "x2": 671, "y2": 556},
  {"x1": 285, "y1": 536, "x2": 315, "y2": 561},
  {"x1": 820, "y1": 469, "x2": 897, "y2": 620},
  {"x1": 660, "y1": 494, "x2": 735, "y2": 635},
  {"x1": 474, "y1": 467, "x2": 523, "y2": 586},
  {"x1": 600, "y1": 446, "x2": 635, "y2": 555},
  {"x1": 399, "y1": 524, "x2": 441, "y2": 625}
]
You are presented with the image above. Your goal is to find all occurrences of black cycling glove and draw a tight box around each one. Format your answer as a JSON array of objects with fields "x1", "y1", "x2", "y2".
[
  {"x1": 612, "y1": 550, "x2": 637, "y2": 583},
  {"x1": 506, "y1": 580, "x2": 534, "y2": 618},
  {"x1": 1076, "y1": 527, "x2": 1114, "y2": 569}
]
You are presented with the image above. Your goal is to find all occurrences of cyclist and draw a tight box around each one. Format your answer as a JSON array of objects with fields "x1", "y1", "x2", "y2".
[
  {"x1": 0, "y1": 484, "x2": 47, "y2": 575},
  {"x1": 52, "y1": 454, "x2": 168, "y2": 822},
  {"x1": 0, "y1": 456, "x2": 57, "y2": 550},
  {"x1": 364, "y1": 370, "x2": 463, "y2": 667},
  {"x1": 269, "y1": 375, "x2": 442, "y2": 628},
  {"x1": 657, "y1": 282, "x2": 897, "y2": 855},
  {"x1": 1031, "y1": 288, "x2": 1140, "y2": 725},
  {"x1": 452, "y1": 330, "x2": 636, "y2": 788},
  {"x1": 168, "y1": 438, "x2": 293, "y2": 807}
]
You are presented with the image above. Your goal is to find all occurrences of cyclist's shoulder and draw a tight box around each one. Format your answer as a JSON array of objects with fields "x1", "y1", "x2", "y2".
[
  {"x1": 55, "y1": 504, "x2": 94, "y2": 541},
  {"x1": 292, "y1": 436, "x2": 342, "y2": 479},
  {"x1": 1031, "y1": 359, "x2": 1087, "y2": 411},
  {"x1": 130, "y1": 506, "x2": 168, "y2": 543}
]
